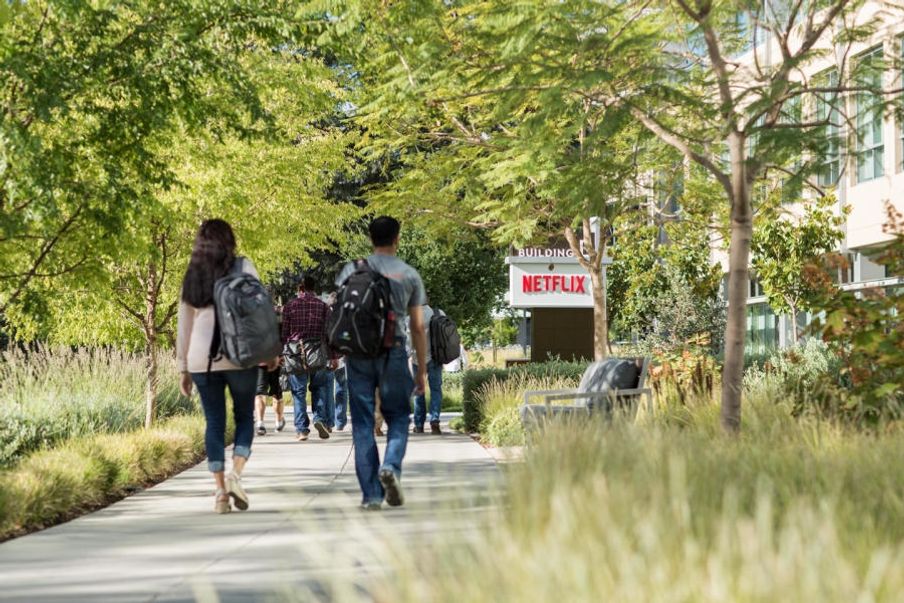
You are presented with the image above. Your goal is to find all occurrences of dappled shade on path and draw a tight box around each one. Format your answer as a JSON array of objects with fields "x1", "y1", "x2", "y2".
[{"x1": 0, "y1": 413, "x2": 499, "y2": 603}]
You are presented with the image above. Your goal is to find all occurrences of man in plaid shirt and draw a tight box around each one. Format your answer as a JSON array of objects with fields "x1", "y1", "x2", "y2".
[{"x1": 282, "y1": 275, "x2": 333, "y2": 441}]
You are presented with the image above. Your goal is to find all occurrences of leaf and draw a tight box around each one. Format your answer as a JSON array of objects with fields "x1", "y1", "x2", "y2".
[{"x1": 873, "y1": 383, "x2": 900, "y2": 399}]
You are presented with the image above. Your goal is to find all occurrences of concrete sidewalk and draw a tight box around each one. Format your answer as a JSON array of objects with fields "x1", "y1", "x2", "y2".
[{"x1": 0, "y1": 413, "x2": 500, "y2": 602}]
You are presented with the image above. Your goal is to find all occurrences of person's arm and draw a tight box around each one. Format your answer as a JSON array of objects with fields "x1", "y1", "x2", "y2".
[
  {"x1": 409, "y1": 305, "x2": 428, "y2": 395},
  {"x1": 176, "y1": 301, "x2": 194, "y2": 396}
]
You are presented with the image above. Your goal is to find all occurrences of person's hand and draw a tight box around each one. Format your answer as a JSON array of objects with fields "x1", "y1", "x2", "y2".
[
  {"x1": 413, "y1": 369, "x2": 426, "y2": 396},
  {"x1": 329, "y1": 358, "x2": 339, "y2": 371},
  {"x1": 179, "y1": 372, "x2": 193, "y2": 397},
  {"x1": 265, "y1": 356, "x2": 279, "y2": 371}
]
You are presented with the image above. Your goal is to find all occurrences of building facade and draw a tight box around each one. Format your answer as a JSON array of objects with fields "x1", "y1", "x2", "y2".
[{"x1": 726, "y1": 4, "x2": 904, "y2": 354}]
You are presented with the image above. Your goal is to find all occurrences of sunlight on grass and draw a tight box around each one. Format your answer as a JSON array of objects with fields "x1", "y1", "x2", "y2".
[
  {"x1": 0, "y1": 346, "x2": 190, "y2": 467},
  {"x1": 377, "y1": 394, "x2": 904, "y2": 602}
]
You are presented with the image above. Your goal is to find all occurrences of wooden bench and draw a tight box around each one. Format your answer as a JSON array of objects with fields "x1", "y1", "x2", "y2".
[{"x1": 519, "y1": 357, "x2": 652, "y2": 429}]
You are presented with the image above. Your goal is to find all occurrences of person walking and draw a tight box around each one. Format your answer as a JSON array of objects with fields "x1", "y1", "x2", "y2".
[
  {"x1": 177, "y1": 219, "x2": 277, "y2": 514},
  {"x1": 335, "y1": 216, "x2": 427, "y2": 510},
  {"x1": 254, "y1": 362, "x2": 285, "y2": 435},
  {"x1": 332, "y1": 358, "x2": 349, "y2": 431},
  {"x1": 411, "y1": 303, "x2": 444, "y2": 435},
  {"x1": 282, "y1": 275, "x2": 333, "y2": 441},
  {"x1": 325, "y1": 291, "x2": 348, "y2": 432}
]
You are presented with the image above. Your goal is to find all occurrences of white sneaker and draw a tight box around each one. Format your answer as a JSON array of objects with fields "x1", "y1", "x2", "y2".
[{"x1": 226, "y1": 473, "x2": 249, "y2": 511}]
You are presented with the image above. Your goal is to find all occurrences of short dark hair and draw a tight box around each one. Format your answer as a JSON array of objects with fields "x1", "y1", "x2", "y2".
[
  {"x1": 299, "y1": 274, "x2": 317, "y2": 292},
  {"x1": 369, "y1": 216, "x2": 401, "y2": 247}
]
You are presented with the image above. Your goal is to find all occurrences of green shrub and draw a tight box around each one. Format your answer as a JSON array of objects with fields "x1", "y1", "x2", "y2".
[
  {"x1": 462, "y1": 360, "x2": 586, "y2": 432},
  {"x1": 477, "y1": 373, "x2": 581, "y2": 446},
  {"x1": 741, "y1": 340, "x2": 857, "y2": 421},
  {"x1": 0, "y1": 414, "x2": 206, "y2": 540},
  {"x1": 0, "y1": 347, "x2": 193, "y2": 467},
  {"x1": 441, "y1": 371, "x2": 464, "y2": 412},
  {"x1": 483, "y1": 406, "x2": 524, "y2": 447},
  {"x1": 462, "y1": 368, "x2": 507, "y2": 432},
  {"x1": 807, "y1": 205, "x2": 904, "y2": 421}
]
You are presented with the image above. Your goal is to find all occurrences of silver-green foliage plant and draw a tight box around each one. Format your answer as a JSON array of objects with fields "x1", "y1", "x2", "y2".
[
  {"x1": 0, "y1": 347, "x2": 189, "y2": 468},
  {"x1": 633, "y1": 264, "x2": 726, "y2": 355}
]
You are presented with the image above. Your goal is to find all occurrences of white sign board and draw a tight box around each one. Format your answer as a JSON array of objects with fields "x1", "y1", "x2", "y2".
[{"x1": 507, "y1": 259, "x2": 593, "y2": 308}]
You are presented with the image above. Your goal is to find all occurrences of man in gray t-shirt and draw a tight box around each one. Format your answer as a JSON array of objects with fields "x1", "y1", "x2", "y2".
[
  {"x1": 335, "y1": 216, "x2": 427, "y2": 510},
  {"x1": 336, "y1": 254, "x2": 426, "y2": 342}
]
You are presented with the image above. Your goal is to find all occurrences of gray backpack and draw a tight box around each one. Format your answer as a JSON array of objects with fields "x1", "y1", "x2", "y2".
[{"x1": 208, "y1": 258, "x2": 282, "y2": 370}]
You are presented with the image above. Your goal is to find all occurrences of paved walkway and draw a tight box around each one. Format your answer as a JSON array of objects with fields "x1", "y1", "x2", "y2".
[{"x1": 0, "y1": 414, "x2": 500, "y2": 602}]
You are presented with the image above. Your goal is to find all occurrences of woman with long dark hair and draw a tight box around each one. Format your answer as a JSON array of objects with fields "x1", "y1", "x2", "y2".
[{"x1": 177, "y1": 219, "x2": 276, "y2": 514}]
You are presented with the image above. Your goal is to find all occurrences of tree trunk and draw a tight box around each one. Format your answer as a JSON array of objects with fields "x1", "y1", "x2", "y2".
[
  {"x1": 144, "y1": 261, "x2": 159, "y2": 429},
  {"x1": 144, "y1": 335, "x2": 158, "y2": 429},
  {"x1": 789, "y1": 302, "x2": 799, "y2": 345},
  {"x1": 589, "y1": 268, "x2": 609, "y2": 361},
  {"x1": 720, "y1": 132, "x2": 753, "y2": 434},
  {"x1": 564, "y1": 222, "x2": 609, "y2": 361}
]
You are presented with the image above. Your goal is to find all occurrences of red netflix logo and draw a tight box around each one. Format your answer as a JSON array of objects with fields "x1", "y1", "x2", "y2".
[{"x1": 522, "y1": 274, "x2": 587, "y2": 294}]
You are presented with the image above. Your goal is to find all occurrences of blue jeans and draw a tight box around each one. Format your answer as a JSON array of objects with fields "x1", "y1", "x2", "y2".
[
  {"x1": 334, "y1": 366, "x2": 348, "y2": 429},
  {"x1": 191, "y1": 369, "x2": 257, "y2": 473},
  {"x1": 413, "y1": 361, "x2": 443, "y2": 427},
  {"x1": 323, "y1": 371, "x2": 336, "y2": 429},
  {"x1": 347, "y1": 346, "x2": 413, "y2": 504},
  {"x1": 288, "y1": 370, "x2": 332, "y2": 433}
]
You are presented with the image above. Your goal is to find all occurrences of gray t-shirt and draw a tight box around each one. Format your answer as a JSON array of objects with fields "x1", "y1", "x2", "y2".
[
  {"x1": 408, "y1": 304, "x2": 435, "y2": 364},
  {"x1": 336, "y1": 254, "x2": 426, "y2": 341}
]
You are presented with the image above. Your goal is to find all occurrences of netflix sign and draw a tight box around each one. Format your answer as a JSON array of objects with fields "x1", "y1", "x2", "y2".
[
  {"x1": 507, "y1": 256, "x2": 593, "y2": 309},
  {"x1": 522, "y1": 274, "x2": 587, "y2": 294}
]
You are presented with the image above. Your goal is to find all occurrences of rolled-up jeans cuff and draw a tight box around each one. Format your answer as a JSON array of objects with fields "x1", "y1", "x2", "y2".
[
  {"x1": 233, "y1": 445, "x2": 252, "y2": 460},
  {"x1": 208, "y1": 460, "x2": 225, "y2": 473}
]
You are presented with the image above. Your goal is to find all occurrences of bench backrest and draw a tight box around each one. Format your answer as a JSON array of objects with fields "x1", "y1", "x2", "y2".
[{"x1": 577, "y1": 357, "x2": 649, "y2": 393}]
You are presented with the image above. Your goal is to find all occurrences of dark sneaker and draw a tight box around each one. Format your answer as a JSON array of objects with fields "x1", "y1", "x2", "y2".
[
  {"x1": 314, "y1": 421, "x2": 330, "y2": 439},
  {"x1": 360, "y1": 501, "x2": 382, "y2": 511},
  {"x1": 275, "y1": 418, "x2": 286, "y2": 432},
  {"x1": 336, "y1": 425, "x2": 346, "y2": 432},
  {"x1": 296, "y1": 432, "x2": 309, "y2": 441},
  {"x1": 413, "y1": 425, "x2": 425, "y2": 434},
  {"x1": 256, "y1": 422, "x2": 266, "y2": 436},
  {"x1": 379, "y1": 469, "x2": 404, "y2": 507},
  {"x1": 430, "y1": 421, "x2": 442, "y2": 435},
  {"x1": 327, "y1": 425, "x2": 333, "y2": 433}
]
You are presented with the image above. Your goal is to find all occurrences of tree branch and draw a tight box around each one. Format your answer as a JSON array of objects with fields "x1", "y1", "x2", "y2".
[{"x1": 626, "y1": 104, "x2": 732, "y2": 194}]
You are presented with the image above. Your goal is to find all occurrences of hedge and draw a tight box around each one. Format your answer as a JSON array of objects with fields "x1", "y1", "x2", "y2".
[{"x1": 461, "y1": 360, "x2": 588, "y2": 432}]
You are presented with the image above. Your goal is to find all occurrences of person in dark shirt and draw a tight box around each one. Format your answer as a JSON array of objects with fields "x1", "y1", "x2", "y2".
[{"x1": 281, "y1": 275, "x2": 333, "y2": 441}]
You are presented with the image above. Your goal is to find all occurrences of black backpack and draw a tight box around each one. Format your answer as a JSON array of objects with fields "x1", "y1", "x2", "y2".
[
  {"x1": 326, "y1": 260, "x2": 395, "y2": 359},
  {"x1": 430, "y1": 310, "x2": 461, "y2": 365},
  {"x1": 282, "y1": 338, "x2": 330, "y2": 375},
  {"x1": 209, "y1": 258, "x2": 282, "y2": 370}
]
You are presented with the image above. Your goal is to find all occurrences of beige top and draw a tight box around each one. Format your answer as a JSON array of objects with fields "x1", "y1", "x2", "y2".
[{"x1": 176, "y1": 258, "x2": 259, "y2": 373}]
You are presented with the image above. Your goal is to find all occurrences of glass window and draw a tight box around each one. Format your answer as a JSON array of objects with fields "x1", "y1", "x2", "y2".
[
  {"x1": 855, "y1": 47, "x2": 885, "y2": 183},
  {"x1": 815, "y1": 70, "x2": 842, "y2": 187},
  {"x1": 746, "y1": 303, "x2": 779, "y2": 356}
]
